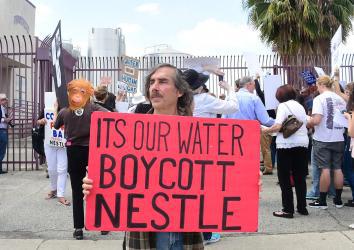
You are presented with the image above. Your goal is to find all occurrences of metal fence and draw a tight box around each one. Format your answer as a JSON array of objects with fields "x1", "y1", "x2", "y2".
[
  {"x1": 1, "y1": 34, "x2": 354, "y2": 171},
  {"x1": 74, "y1": 54, "x2": 354, "y2": 99}
]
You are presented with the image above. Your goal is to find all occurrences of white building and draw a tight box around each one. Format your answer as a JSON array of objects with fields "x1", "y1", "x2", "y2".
[
  {"x1": 0, "y1": 0, "x2": 35, "y2": 35},
  {"x1": 0, "y1": 0, "x2": 35, "y2": 101}
]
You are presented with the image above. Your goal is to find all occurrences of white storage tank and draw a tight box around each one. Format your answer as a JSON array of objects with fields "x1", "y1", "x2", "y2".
[{"x1": 88, "y1": 28, "x2": 125, "y2": 57}]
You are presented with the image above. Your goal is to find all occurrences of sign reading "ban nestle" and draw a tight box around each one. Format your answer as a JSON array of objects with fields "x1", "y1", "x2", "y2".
[{"x1": 86, "y1": 112, "x2": 260, "y2": 232}]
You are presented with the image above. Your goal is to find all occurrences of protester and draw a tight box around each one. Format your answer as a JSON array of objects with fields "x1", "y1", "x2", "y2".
[
  {"x1": 0, "y1": 93, "x2": 12, "y2": 174},
  {"x1": 183, "y1": 68, "x2": 238, "y2": 118},
  {"x1": 183, "y1": 68, "x2": 238, "y2": 244},
  {"x1": 307, "y1": 75, "x2": 346, "y2": 209},
  {"x1": 342, "y1": 86, "x2": 354, "y2": 207},
  {"x1": 54, "y1": 79, "x2": 107, "y2": 240},
  {"x1": 263, "y1": 85, "x2": 309, "y2": 218},
  {"x1": 83, "y1": 64, "x2": 204, "y2": 249},
  {"x1": 254, "y1": 75, "x2": 276, "y2": 175},
  {"x1": 38, "y1": 101, "x2": 70, "y2": 206},
  {"x1": 94, "y1": 85, "x2": 114, "y2": 111},
  {"x1": 223, "y1": 76, "x2": 275, "y2": 175}
]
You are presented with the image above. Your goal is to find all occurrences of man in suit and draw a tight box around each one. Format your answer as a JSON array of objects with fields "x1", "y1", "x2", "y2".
[{"x1": 0, "y1": 93, "x2": 11, "y2": 174}]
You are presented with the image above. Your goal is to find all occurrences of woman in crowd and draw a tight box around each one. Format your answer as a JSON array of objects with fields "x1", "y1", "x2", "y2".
[
  {"x1": 38, "y1": 101, "x2": 70, "y2": 206},
  {"x1": 54, "y1": 79, "x2": 107, "y2": 239},
  {"x1": 263, "y1": 84, "x2": 309, "y2": 218}
]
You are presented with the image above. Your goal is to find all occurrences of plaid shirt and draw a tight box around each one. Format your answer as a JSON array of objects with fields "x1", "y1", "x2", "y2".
[{"x1": 123, "y1": 232, "x2": 204, "y2": 250}]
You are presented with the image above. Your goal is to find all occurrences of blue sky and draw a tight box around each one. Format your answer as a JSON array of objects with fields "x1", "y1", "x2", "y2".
[{"x1": 30, "y1": 0, "x2": 353, "y2": 57}]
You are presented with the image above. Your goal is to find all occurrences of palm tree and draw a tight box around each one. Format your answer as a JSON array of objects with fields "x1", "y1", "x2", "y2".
[{"x1": 242, "y1": 0, "x2": 354, "y2": 56}]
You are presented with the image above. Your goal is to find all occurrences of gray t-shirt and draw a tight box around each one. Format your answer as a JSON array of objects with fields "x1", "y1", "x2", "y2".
[{"x1": 54, "y1": 102, "x2": 107, "y2": 146}]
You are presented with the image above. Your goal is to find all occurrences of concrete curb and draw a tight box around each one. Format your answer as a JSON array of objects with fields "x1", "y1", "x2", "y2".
[{"x1": 0, "y1": 231, "x2": 353, "y2": 250}]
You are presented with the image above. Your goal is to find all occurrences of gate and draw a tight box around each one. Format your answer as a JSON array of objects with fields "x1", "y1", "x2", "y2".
[{"x1": 0, "y1": 35, "x2": 48, "y2": 171}]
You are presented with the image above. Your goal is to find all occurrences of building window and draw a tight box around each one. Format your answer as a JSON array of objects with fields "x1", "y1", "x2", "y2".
[{"x1": 16, "y1": 75, "x2": 26, "y2": 104}]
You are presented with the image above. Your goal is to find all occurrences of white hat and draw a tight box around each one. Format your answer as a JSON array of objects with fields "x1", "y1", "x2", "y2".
[
  {"x1": 0, "y1": 93, "x2": 8, "y2": 100},
  {"x1": 132, "y1": 91, "x2": 146, "y2": 105}
]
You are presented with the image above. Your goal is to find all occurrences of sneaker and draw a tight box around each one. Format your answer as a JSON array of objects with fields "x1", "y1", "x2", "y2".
[
  {"x1": 344, "y1": 200, "x2": 354, "y2": 207},
  {"x1": 333, "y1": 198, "x2": 344, "y2": 208},
  {"x1": 309, "y1": 200, "x2": 328, "y2": 209},
  {"x1": 204, "y1": 233, "x2": 221, "y2": 245},
  {"x1": 306, "y1": 193, "x2": 319, "y2": 200}
]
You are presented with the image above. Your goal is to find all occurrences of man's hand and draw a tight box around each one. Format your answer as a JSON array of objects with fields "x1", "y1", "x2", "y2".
[
  {"x1": 82, "y1": 176, "x2": 93, "y2": 200},
  {"x1": 37, "y1": 118, "x2": 47, "y2": 126},
  {"x1": 116, "y1": 91, "x2": 127, "y2": 102},
  {"x1": 219, "y1": 81, "x2": 231, "y2": 92}
]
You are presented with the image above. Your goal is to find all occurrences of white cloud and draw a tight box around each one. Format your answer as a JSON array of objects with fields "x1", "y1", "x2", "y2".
[
  {"x1": 119, "y1": 23, "x2": 142, "y2": 34},
  {"x1": 176, "y1": 18, "x2": 271, "y2": 56},
  {"x1": 135, "y1": 3, "x2": 160, "y2": 15}
]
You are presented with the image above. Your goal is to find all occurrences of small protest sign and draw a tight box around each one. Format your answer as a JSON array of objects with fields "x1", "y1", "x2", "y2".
[
  {"x1": 86, "y1": 112, "x2": 260, "y2": 232},
  {"x1": 243, "y1": 52, "x2": 263, "y2": 77},
  {"x1": 331, "y1": 25, "x2": 343, "y2": 76},
  {"x1": 314, "y1": 67, "x2": 326, "y2": 77},
  {"x1": 121, "y1": 56, "x2": 139, "y2": 93},
  {"x1": 183, "y1": 57, "x2": 220, "y2": 73},
  {"x1": 44, "y1": 109, "x2": 66, "y2": 147},
  {"x1": 301, "y1": 70, "x2": 316, "y2": 85},
  {"x1": 44, "y1": 92, "x2": 66, "y2": 147},
  {"x1": 263, "y1": 75, "x2": 282, "y2": 110}
]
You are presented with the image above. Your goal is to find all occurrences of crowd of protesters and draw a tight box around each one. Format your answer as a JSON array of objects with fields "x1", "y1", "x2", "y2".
[{"x1": 2, "y1": 62, "x2": 353, "y2": 249}]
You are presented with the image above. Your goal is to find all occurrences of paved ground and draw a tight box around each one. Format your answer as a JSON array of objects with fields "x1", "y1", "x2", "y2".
[{"x1": 0, "y1": 167, "x2": 353, "y2": 249}]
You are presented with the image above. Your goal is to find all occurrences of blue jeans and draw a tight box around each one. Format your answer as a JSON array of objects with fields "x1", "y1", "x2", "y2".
[
  {"x1": 307, "y1": 146, "x2": 335, "y2": 197},
  {"x1": 343, "y1": 136, "x2": 354, "y2": 199},
  {"x1": 0, "y1": 130, "x2": 8, "y2": 171},
  {"x1": 156, "y1": 232, "x2": 183, "y2": 250}
]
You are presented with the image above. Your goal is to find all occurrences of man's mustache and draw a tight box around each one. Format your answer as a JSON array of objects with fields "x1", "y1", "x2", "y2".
[{"x1": 150, "y1": 91, "x2": 163, "y2": 98}]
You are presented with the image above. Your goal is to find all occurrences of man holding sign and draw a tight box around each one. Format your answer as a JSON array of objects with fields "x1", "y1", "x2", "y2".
[{"x1": 83, "y1": 64, "x2": 260, "y2": 249}]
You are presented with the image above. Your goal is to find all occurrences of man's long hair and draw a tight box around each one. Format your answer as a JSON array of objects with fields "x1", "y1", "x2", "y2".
[{"x1": 144, "y1": 63, "x2": 193, "y2": 116}]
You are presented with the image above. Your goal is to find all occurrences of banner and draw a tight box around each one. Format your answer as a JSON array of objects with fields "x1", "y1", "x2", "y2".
[
  {"x1": 44, "y1": 92, "x2": 66, "y2": 147},
  {"x1": 44, "y1": 108, "x2": 66, "y2": 147},
  {"x1": 121, "y1": 56, "x2": 139, "y2": 93},
  {"x1": 86, "y1": 112, "x2": 260, "y2": 232},
  {"x1": 51, "y1": 21, "x2": 68, "y2": 108},
  {"x1": 331, "y1": 25, "x2": 343, "y2": 76},
  {"x1": 263, "y1": 75, "x2": 282, "y2": 110}
]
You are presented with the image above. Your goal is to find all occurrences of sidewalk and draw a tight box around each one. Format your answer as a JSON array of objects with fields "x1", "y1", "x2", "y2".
[
  {"x1": 1, "y1": 231, "x2": 353, "y2": 250},
  {"x1": 0, "y1": 170, "x2": 353, "y2": 249}
]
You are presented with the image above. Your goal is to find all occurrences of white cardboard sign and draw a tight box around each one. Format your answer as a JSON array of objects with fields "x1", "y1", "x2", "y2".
[{"x1": 263, "y1": 75, "x2": 282, "y2": 110}]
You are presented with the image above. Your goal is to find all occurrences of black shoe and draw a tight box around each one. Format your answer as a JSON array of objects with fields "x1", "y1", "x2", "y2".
[
  {"x1": 297, "y1": 208, "x2": 309, "y2": 215},
  {"x1": 333, "y1": 198, "x2": 344, "y2": 208},
  {"x1": 309, "y1": 200, "x2": 328, "y2": 209},
  {"x1": 0, "y1": 171, "x2": 7, "y2": 174},
  {"x1": 344, "y1": 200, "x2": 354, "y2": 207},
  {"x1": 73, "y1": 229, "x2": 83, "y2": 240},
  {"x1": 101, "y1": 231, "x2": 109, "y2": 235}
]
